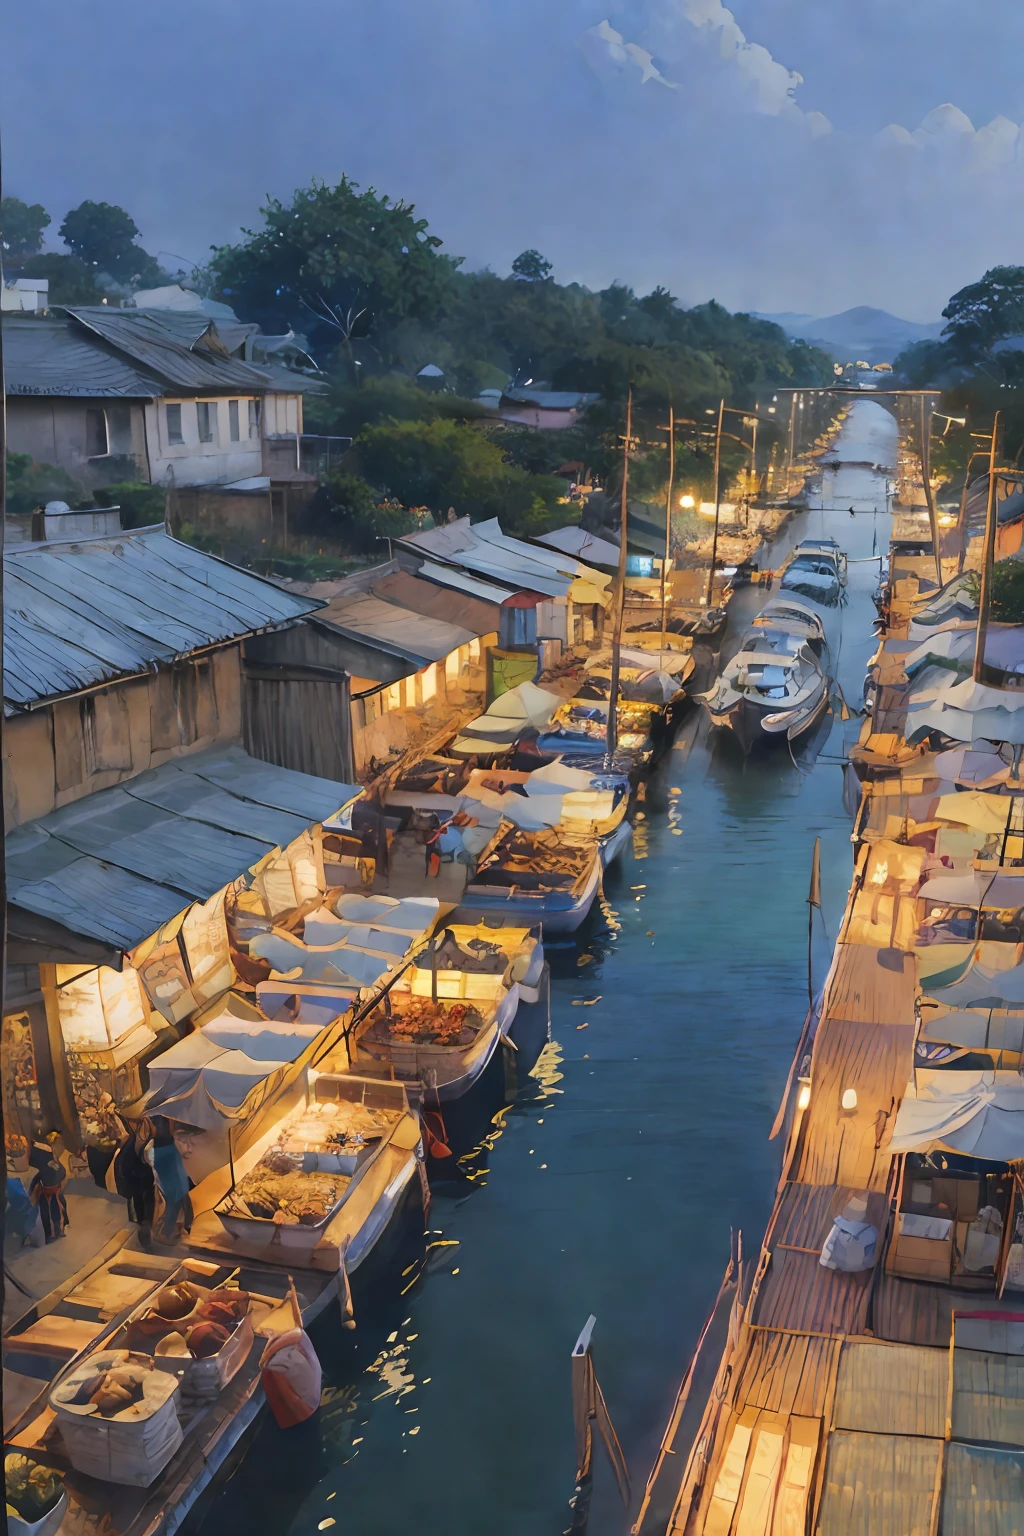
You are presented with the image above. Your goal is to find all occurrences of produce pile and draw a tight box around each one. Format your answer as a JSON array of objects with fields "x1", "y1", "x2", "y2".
[
  {"x1": 232, "y1": 1159, "x2": 346, "y2": 1226},
  {"x1": 5, "y1": 1455, "x2": 64, "y2": 1522},
  {"x1": 364, "y1": 997, "x2": 481, "y2": 1047},
  {"x1": 126, "y1": 1283, "x2": 251, "y2": 1360},
  {"x1": 276, "y1": 1098, "x2": 400, "y2": 1157},
  {"x1": 60, "y1": 1361, "x2": 150, "y2": 1415}
]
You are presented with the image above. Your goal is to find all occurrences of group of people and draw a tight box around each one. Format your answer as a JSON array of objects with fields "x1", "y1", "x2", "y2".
[{"x1": 6, "y1": 1115, "x2": 193, "y2": 1251}]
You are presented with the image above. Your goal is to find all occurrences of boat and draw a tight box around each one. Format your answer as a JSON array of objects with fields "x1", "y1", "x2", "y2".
[
  {"x1": 454, "y1": 822, "x2": 602, "y2": 933},
  {"x1": 699, "y1": 604, "x2": 831, "y2": 753},
  {"x1": 778, "y1": 537, "x2": 847, "y2": 606},
  {"x1": 337, "y1": 924, "x2": 541, "y2": 1101}
]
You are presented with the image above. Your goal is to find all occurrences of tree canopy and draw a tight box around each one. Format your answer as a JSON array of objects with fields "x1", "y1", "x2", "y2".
[
  {"x1": 207, "y1": 178, "x2": 461, "y2": 367},
  {"x1": 942, "y1": 266, "x2": 1024, "y2": 359},
  {"x1": 58, "y1": 201, "x2": 163, "y2": 286},
  {"x1": 0, "y1": 197, "x2": 50, "y2": 262}
]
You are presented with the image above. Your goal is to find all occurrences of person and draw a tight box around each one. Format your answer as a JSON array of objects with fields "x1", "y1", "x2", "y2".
[
  {"x1": 29, "y1": 1157, "x2": 69, "y2": 1242},
  {"x1": 113, "y1": 1122, "x2": 156, "y2": 1246},
  {"x1": 147, "y1": 1116, "x2": 193, "y2": 1243},
  {"x1": 6, "y1": 1176, "x2": 44, "y2": 1248}
]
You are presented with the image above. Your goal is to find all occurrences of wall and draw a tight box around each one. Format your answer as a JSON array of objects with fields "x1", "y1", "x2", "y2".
[
  {"x1": 349, "y1": 637, "x2": 489, "y2": 775},
  {"x1": 145, "y1": 395, "x2": 263, "y2": 486},
  {"x1": 3, "y1": 647, "x2": 243, "y2": 829},
  {"x1": 7, "y1": 397, "x2": 149, "y2": 488}
]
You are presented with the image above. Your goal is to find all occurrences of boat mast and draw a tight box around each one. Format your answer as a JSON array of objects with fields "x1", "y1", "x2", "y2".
[
  {"x1": 704, "y1": 397, "x2": 725, "y2": 608},
  {"x1": 606, "y1": 388, "x2": 633, "y2": 765},
  {"x1": 659, "y1": 402, "x2": 675, "y2": 665},
  {"x1": 973, "y1": 410, "x2": 1002, "y2": 684}
]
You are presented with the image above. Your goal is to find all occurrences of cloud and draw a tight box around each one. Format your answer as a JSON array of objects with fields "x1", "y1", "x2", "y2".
[
  {"x1": 579, "y1": 20, "x2": 677, "y2": 89},
  {"x1": 676, "y1": 0, "x2": 828, "y2": 129}
]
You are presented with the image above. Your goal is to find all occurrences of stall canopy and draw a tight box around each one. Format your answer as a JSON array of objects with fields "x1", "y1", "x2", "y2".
[
  {"x1": 6, "y1": 746, "x2": 362, "y2": 962},
  {"x1": 145, "y1": 1018, "x2": 322, "y2": 1130},
  {"x1": 450, "y1": 681, "x2": 561, "y2": 755}
]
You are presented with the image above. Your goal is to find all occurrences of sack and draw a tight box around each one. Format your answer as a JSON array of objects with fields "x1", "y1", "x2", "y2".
[{"x1": 260, "y1": 1329, "x2": 321, "y2": 1428}]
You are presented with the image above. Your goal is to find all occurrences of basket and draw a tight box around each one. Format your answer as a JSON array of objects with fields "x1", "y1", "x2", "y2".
[
  {"x1": 50, "y1": 1351, "x2": 181, "y2": 1488},
  {"x1": 151, "y1": 1309, "x2": 255, "y2": 1401}
]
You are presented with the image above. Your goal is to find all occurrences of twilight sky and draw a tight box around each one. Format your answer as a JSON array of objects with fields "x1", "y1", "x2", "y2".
[{"x1": 4, "y1": 0, "x2": 1024, "y2": 321}]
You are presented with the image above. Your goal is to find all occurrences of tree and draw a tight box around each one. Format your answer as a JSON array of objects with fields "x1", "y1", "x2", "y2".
[
  {"x1": 15, "y1": 253, "x2": 104, "y2": 305},
  {"x1": 58, "y1": 201, "x2": 163, "y2": 286},
  {"x1": 207, "y1": 178, "x2": 461, "y2": 366},
  {"x1": 511, "y1": 249, "x2": 553, "y2": 283},
  {"x1": 352, "y1": 417, "x2": 564, "y2": 534},
  {"x1": 5, "y1": 453, "x2": 85, "y2": 516},
  {"x1": 942, "y1": 266, "x2": 1024, "y2": 359},
  {"x1": 0, "y1": 197, "x2": 50, "y2": 262}
]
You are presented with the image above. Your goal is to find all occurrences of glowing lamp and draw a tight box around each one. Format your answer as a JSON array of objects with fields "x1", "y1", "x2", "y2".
[
  {"x1": 680, "y1": 494, "x2": 696, "y2": 509},
  {"x1": 797, "y1": 1082, "x2": 811, "y2": 1111},
  {"x1": 841, "y1": 1088, "x2": 858, "y2": 1111}
]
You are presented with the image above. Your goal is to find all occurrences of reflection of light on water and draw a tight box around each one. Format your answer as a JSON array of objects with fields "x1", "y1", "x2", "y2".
[
  {"x1": 527, "y1": 1040, "x2": 566, "y2": 1102},
  {"x1": 633, "y1": 823, "x2": 649, "y2": 860}
]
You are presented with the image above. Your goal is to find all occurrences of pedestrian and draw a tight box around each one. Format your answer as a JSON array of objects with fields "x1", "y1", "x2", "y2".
[
  {"x1": 6, "y1": 1176, "x2": 45, "y2": 1249},
  {"x1": 147, "y1": 1116, "x2": 193, "y2": 1243},
  {"x1": 29, "y1": 1156, "x2": 69, "y2": 1242},
  {"x1": 113, "y1": 1121, "x2": 156, "y2": 1247}
]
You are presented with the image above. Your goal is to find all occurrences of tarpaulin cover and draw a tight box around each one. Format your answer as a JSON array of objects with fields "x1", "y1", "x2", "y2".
[
  {"x1": 935, "y1": 791, "x2": 1015, "y2": 835},
  {"x1": 248, "y1": 931, "x2": 397, "y2": 989}
]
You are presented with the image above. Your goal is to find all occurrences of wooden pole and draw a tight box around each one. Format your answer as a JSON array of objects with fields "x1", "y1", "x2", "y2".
[
  {"x1": 807, "y1": 836, "x2": 821, "y2": 1011},
  {"x1": 606, "y1": 388, "x2": 632, "y2": 765},
  {"x1": 973, "y1": 412, "x2": 1001, "y2": 684},
  {"x1": 659, "y1": 403, "x2": 675, "y2": 654},
  {"x1": 704, "y1": 398, "x2": 725, "y2": 607},
  {"x1": 919, "y1": 396, "x2": 943, "y2": 588},
  {"x1": 570, "y1": 1316, "x2": 630, "y2": 1533}
]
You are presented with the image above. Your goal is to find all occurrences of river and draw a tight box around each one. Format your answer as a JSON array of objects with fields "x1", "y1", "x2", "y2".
[{"x1": 191, "y1": 398, "x2": 897, "y2": 1536}]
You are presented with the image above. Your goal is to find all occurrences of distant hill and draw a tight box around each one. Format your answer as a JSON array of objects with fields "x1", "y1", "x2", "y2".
[{"x1": 754, "y1": 306, "x2": 944, "y2": 365}]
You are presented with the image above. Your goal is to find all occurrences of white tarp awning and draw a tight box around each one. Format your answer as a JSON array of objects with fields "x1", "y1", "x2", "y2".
[
  {"x1": 146, "y1": 1015, "x2": 322, "y2": 1130},
  {"x1": 890, "y1": 1068, "x2": 1024, "y2": 1159}
]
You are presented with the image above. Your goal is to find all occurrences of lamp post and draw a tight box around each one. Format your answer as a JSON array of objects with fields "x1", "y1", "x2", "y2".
[
  {"x1": 606, "y1": 389, "x2": 635, "y2": 765},
  {"x1": 705, "y1": 398, "x2": 725, "y2": 607}
]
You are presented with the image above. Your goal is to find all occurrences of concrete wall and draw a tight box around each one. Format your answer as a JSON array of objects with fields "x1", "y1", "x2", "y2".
[
  {"x1": 7, "y1": 397, "x2": 149, "y2": 488},
  {"x1": 3, "y1": 647, "x2": 243, "y2": 829},
  {"x1": 145, "y1": 396, "x2": 263, "y2": 487}
]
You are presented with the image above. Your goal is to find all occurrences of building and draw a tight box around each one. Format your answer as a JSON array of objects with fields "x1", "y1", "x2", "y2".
[
  {"x1": 493, "y1": 388, "x2": 599, "y2": 430},
  {"x1": 1, "y1": 519, "x2": 373, "y2": 1154},
  {"x1": 2, "y1": 277, "x2": 48, "y2": 313},
  {"x1": 3, "y1": 306, "x2": 317, "y2": 490}
]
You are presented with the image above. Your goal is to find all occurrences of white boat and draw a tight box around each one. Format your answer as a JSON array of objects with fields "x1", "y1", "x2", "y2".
[
  {"x1": 700, "y1": 601, "x2": 831, "y2": 754},
  {"x1": 778, "y1": 537, "x2": 847, "y2": 606}
]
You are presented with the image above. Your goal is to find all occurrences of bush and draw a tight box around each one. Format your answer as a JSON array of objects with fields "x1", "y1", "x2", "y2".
[
  {"x1": 97, "y1": 481, "x2": 166, "y2": 529},
  {"x1": 964, "y1": 562, "x2": 1024, "y2": 624},
  {"x1": 300, "y1": 473, "x2": 426, "y2": 554},
  {"x1": 5, "y1": 452, "x2": 85, "y2": 516}
]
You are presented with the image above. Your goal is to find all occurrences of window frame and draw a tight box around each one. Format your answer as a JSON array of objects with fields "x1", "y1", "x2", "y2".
[
  {"x1": 165, "y1": 402, "x2": 184, "y2": 446},
  {"x1": 196, "y1": 400, "x2": 218, "y2": 445},
  {"x1": 85, "y1": 407, "x2": 109, "y2": 458},
  {"x1": 228, "y1": 399, "x2": 240, "y2": 442}
]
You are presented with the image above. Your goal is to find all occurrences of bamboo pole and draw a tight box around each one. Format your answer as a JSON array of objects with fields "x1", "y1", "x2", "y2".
[
  {"x1": 704, "y1": 398, "x2": 725, "y2": 607},
  {"x1": 973, "y1": 412, "x2": 1001, "y2": 684},
  {"x1": 660, "y1": 403, "x2": 675, "y2": 657},
  {"x1": 919, "y1": 395, "x2": 943, "y2": 588},
  {"x1": 605, "y1": 388, "x2": 633, "y2": 766}
]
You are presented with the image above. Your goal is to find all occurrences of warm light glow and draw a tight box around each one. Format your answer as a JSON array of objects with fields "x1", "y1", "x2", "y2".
[
  {"x1": 841, "y1": 1088, "x2": 858, "y2": 1111},
  {"x1": 680, "y1": 493, "x2": 696, "y2": 509},
  {"x1": 797, "y1": 1083, "x2": 811, "y2": 1111},
  {"x1": 870, "y1": 860, "x2": 889, "y2": 886}
]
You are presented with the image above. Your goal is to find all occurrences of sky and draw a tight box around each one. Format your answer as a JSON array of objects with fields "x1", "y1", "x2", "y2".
[{"x1": 4, "y1": 0, "x2": 1024, "y2": 322}]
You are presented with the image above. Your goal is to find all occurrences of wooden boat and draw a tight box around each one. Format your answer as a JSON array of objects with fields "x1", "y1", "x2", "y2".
[
  {"x1": 454, "y1": 822, "x2": 602, "y2": 933},
  {"x1": 332, "y1": 924, "x2": 540, "y2": 1102},
  {"x1": 778, "y1": 537, "x2": 848, "y2": 606}
]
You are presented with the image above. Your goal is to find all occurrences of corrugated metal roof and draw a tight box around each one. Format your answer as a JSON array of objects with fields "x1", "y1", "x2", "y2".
[
  {"x1": 416, "y1": 559, "x2": 517, "y2": 604},
  {"x1": 943, "y1": 1442, "x2": 1024, "y2": 1533},
  {"x1": 534, "y1": 526, "x2": 621, "y2": 567},
  {"x1": 65, "y1": 307, "x2": 272, "y2": 393},
  {"x1": 373, "y1": 570, "x2": 500, "y2": 637},
  {"x1": 834, "y1": 1341, "x2": 947, "y2": 1438},
  {"x1": 399, "y1": 516, "x2": 609, "y2": 599},
  {"x1": 3, "y1": 317, "x2": 159, "y2": 399},
  {"x1": 6, "y1": 747, "x2": 363, "y2": 952},
  {"x1": 4, "y1": 528, "x2": 321, "y2": 711},
  {"x1": 312, "y1": 591, "x2": 476, "y2": 667}
]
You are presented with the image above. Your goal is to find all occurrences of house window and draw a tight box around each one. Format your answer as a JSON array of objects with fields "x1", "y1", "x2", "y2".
[
  {"x1": 248, "y1": 399, "x2": 261, "y2": 439},
  {"x1": 228, "y1": 400, "x2": 240, "y2": 441},
  {"x1": 421, "y1": 664, "x2": 437, "y2": 702},
  {"x1": 85, "y1": 408, "x2": 108, "y2": 457},
  {"x1": 197, "y1": 401, "x2": 217, "y2": 444},
  {"x1": 166, "y1": 403, "x2": 184, "y2": 445},
  {"x1": 106, "y1": 404, "x2": 133, "y2": 456}
]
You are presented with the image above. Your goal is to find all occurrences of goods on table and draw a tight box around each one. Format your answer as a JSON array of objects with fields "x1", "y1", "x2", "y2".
[
  {"x1": 275, "y1": 1098, "x2": 401, "y2": 1158},
  {"x1": 363, "y1": 997, "x2": 482, "y2": 1048},
  {"x1": 5, "y1": 1455, "x2": 64, "y2": 1524}
]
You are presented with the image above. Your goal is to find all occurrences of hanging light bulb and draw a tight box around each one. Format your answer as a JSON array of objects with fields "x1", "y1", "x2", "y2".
[{"x1": 841, "y1": 1088, "x2": 858, "y2": 1111}]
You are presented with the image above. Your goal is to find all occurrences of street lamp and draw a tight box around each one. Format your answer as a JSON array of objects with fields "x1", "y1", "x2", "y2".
[{"x1": 680, "y1": 493, "x2": 695, "y2": 509}]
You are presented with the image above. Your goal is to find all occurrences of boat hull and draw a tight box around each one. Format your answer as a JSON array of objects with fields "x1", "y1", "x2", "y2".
[
  {"x1": 453, "y1": 858, "x2": 601, "y2": 933},
  {"x1": 706, "y1": 686, "x2": 829, "y2": 755}
]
